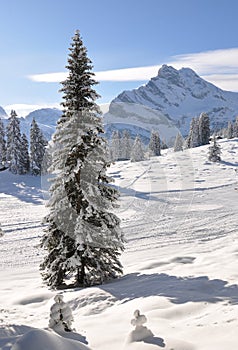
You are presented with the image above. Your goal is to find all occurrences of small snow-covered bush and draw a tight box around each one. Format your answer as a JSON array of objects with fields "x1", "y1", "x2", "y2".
[
  {"x1": 208, "y1": 137, "x2": 221, "y2": 162},
  {"x1": 127, "y1": 309, "x2": 153, "y2": 342},
  {"x1": 49, "y1": 294, "x2": 74, "y2": 332}
]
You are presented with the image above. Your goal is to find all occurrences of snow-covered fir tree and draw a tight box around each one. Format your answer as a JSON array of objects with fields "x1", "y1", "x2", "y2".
[
  {"x1": 186, "y1": 117, "x2": 200, "y2": 148},
  {"x1": 148, "y1": 130, "x2": 161, "y2": 156},
  {"x1": 20, "y1": 133, "x2": 30, "y2": 174},
  {"x1": 120, "y1": 130, "x2": 131, "y2": 160},
  {"x1": 30, "y1": 118, "x2": 47, "y2": 175},
  {"x1": 174, "y1": 132, "x2": 184, "y2": 152},
  {"x1": 0, "y1": 223, "x2": 3, "y2": 237},
  {"x1": 199, "y1": 112, "x2": 210, "y2": 145},
  {"x1": 130, "y1": 135, "x2": 145, "y2": 162},
  {"x1": 208, "y1": 136, "x2": 221, "y2": 162},
  {"x1": 40, "y1": 30, "x2": 124, "y2": 289},
  {"x1": 0, "y1": 118, "x2": 6, "y2": 168},
  {"x1": 227, "y1": 121, "x2": 234, "y2": 139},
  {"x1": 110, "y1": 130, "x2": 121, "y2": 161},
  {"x1": 6, "y1": 110, "x2": 24, "y2": 174},
  {"x1": 233, "y1": 116, "x2": 238, "y2": 137},
  {"x1": 49, "y1": 294, "x2": 74, "y2": 332}
]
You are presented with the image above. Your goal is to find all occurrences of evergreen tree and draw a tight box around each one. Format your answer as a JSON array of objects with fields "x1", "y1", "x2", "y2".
[
  {"x1": 30, "y1": 118, "x2": 47, "y2": 175},
  {"x1": 148, "y1": 130, "x2": 161, "y2": 156},
  {"x1": 233, "y1": 116, "x2": 238, "y2": 137},
  {"x1": 130, "y1": 135, "x2": 145, "y2": 162},
  {"x1": 208, "y1": 136, "x2": 221, "y2": 162},
  {"x1": 40, "y1": 30, "x2": 124, "y2": 289},
  {"x1": 0, "y1": 223, "x2": 3, "y2": 237},
  {"x1": 6, "y1": 110, "x2": 23, "y2": 174},
  {"x1": 110, "y1": 130, "x2": 121, "y2": 161},
  {"x1": 186, "y1": 117, "x2": 200, "y2": 148},
  {"x1": 199, "y1": 112, "x2": 210, "y2": 145},
  {"x1": 120, "y1": 130, "x2": 131, "y2": 160},
  {"x1": 0, "y1": 119, "x2": 6, "y2": 168},
  {"x1": 20, "y1": 133, "x2": 30, "y2": 174},
  {"x1": 174, "y1": 132, "x2": 184, "y2": 152},
  {"x1": 227, "y1": 121, "x2": 234, "y2": 139}
]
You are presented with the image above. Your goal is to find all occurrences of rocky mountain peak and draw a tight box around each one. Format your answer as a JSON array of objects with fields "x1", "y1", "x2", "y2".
[{"x1": 106, "y1": 65, "x2": 238, "y2": 139}]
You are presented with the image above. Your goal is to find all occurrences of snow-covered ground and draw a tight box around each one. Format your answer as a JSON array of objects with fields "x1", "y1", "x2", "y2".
[{"x1": 0, "y1": 138, "x2": 238, "y2": 350}]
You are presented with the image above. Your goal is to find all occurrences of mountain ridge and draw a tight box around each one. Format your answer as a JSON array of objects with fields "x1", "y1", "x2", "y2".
[
  {"x1": 105, "y1": 64, "x2": 238, "y2": 139},
  {"x1": 1, "y1": 65, "x2": 238, "y2": 143}
]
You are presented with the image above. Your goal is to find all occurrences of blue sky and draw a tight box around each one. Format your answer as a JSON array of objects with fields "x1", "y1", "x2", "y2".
[{"x1": 1, "y1": 0, "x2": 238, "y2": 116}]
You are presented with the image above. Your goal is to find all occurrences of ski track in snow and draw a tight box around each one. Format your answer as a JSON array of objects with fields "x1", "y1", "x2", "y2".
[{"x1": 0, "y1": 138, "x2": 238, "y2": 350}]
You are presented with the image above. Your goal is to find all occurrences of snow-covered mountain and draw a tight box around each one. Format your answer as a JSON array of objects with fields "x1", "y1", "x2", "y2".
[
  {"x1": 0, "y1": 107, "x2": 62, "y2": 141},
  {"x1": 2, "y1": 65, "x2": 238, "y2": 144},
  {"x1": 23, "y1": 108, "x2": 62, "y2": 140},
  {"x1": 104, "y1": 65, "x2": 238, "y2": 141}
]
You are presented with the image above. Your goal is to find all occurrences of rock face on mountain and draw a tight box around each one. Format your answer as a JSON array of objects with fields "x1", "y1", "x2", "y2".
[{"x1": 104, "y1": 65, "x2": 238, "y2": 140}]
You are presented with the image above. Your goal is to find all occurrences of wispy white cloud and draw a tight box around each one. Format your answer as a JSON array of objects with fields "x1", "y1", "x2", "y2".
[
  {"x1": 29, "y1": 66, "x2": 158, "y2": 83},
  {"x1": 168, "y1": 48, "x2": 238, "y2": 75},
  {"x1": 28, "y1": 48, "x2": 238, "y2": 91}
]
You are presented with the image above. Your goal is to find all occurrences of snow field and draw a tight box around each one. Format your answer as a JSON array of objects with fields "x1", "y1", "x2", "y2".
[{"x1": 0, "y1": 138, "x2": 238, "y2": 349}]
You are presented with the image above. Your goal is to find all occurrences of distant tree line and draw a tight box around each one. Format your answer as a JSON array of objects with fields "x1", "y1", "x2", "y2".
[
  {"x1": 0, "y1": 110, "x2": 47, "y2": 175},
  {"x1": 173, "y1": 112, "x2": 238, "y2": 153},
  {"x1": 109, "y1": 129, "x2": 162, "y2": 162}
]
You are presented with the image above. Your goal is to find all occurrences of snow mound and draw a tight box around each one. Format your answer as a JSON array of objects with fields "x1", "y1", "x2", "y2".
[{"x1": 11, "y1": 329, "x2": 92, "y2": 350}]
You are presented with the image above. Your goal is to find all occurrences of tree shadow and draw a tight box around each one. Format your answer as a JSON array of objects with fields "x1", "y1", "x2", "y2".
[
  {"x1": 220, "y1": 160, "x2": 238, "y2": 167},
  {"x1": 0, "y1": 171, "x2": 43, "y2": 205},
  {"x1": 117, "y1": 185, "x2": 169, "y2": 203},
  {"x1": 143, "y1": 335, "x2": 166, "y2": 347},
  {"x1": 101, "y1": 273, "x2": 238, "y2": 305}
]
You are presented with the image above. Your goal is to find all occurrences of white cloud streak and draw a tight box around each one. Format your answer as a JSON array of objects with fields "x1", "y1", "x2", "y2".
[{"x1": 28, "y1": 48, "x2": 238, "y2": 91}]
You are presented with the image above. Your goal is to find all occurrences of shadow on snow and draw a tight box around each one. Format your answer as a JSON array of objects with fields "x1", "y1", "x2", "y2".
[{"x1": 101, "y1": 272, "x2": 238, "y2": 305}]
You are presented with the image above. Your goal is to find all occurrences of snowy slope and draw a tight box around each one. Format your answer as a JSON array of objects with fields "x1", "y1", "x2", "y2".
[
  {"x1": 0, "y1": 138, "x2": 238, "y2": 349},
  {"x1": 104, "y1": 65, "x2": 238, "y2": 139}
]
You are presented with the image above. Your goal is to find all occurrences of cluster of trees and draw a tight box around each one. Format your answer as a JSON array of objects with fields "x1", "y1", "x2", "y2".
[
  {"x1": 226, "y1": 117, "x2": 238, "y2": 139},
  {"x1": 0, "y1": 111, "x2": 47, "y2": 175},
  {"x1": 109, "y1": 130, "x2": 161, "y2": 162},
  {"x1": 186, "y1": 112, "x2": 210, "y2": 148}
]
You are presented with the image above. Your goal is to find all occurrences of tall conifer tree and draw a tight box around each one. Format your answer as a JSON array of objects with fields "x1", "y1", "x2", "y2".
[
  {"x1": 199, "y1": 112, "x2": 210, "y2": 145},
  {"x1": 121, "y1": 130, "x2": 131, "y2": 160},
  {"x1": 6, "y1": 110, "x2": 23, "y2": 174},
  {"x1": 148, "y1": 130, "x2": 161, "y2": 156},
  {"x1": 21, "y1": 133, "x2": 30, "y2": 174},
  {"x1": 40, "y1": 31, "x2": 124, "y2": 288},
  {"x1": 174, "y1": 132, "x2": 184, "y2": 152},
  {"x1": 131, "y1": 135, "x2": 145, "y2": 162},
  {"x1": 0, "y1": 118, "x2": 6, "y2": 168},
  {"x1": 30, "y1": 118, "x2": 47, "y2": 175}
]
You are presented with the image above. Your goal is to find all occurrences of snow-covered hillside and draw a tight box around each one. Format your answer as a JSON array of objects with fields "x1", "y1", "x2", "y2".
[
  {"x1": 0, "y1": 138, "x2": 238, "y2": 350},
  {"x1": 104, "y1": 65, "x2": 238, "y2": 139}
]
